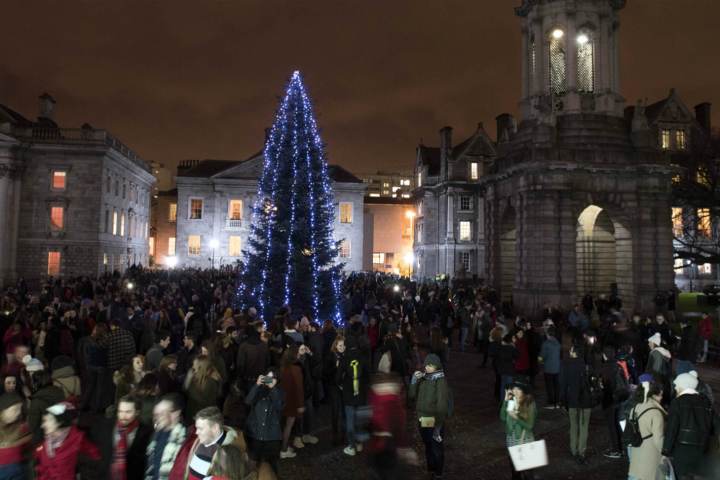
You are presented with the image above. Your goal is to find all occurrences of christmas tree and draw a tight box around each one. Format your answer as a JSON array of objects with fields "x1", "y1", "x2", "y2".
[{"x1": 236, "y1": 71, "x2": 343, "y2": 324}]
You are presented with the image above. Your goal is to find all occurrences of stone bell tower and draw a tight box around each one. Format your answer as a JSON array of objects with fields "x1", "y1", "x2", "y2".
[
  {"x1": 516, "y1": 0, "x2": 626, "y2": 122},
  {"x1": 484, "y1": 0, "x2": 675, "y2": 316}
]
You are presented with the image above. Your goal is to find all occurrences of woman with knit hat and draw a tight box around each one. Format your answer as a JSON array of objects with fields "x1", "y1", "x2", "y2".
[
  {"x1": 0, "y1": 392, "x2": 31, "y2": 479},
  {"x1": 409, "y1": 353, "x2": 449, "y2": 480},
  {"x1": 627, "y1": 374, "x2": 666, "y2": 480}
]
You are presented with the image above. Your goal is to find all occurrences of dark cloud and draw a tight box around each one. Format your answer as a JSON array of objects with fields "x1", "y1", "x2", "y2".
[{"x1": 1, "y1": 0, "x2": 717, "y2": 178}]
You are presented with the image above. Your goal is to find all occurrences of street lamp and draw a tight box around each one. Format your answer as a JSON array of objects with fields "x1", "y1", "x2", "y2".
[
  {"x1": 164, "y1": 255, "x2": 177, "y2": 281},
  {"x1": 209, "y1": 239, "x2": 219, "y2": 270}
]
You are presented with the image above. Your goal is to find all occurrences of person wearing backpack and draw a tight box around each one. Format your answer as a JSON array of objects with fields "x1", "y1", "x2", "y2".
[
  {"x1": 627, "y1": 375, "x2": 666, "y2": 480},
  {"x1": 559, "y1": 343, "x2": 594, "y2": 464},
  {"x1": 599, "y1": 347, "x2": 631, "y2": 460},
  {"x1": 662, "y1": 372, "x2": 715, "y2": 479}
]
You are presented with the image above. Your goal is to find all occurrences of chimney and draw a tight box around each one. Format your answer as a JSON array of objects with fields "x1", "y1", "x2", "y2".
[
  {"x1": 38, "y1": 93, "x2": 56, "y2": 120},
  {"x1": 495, "y1": 113, "x2": 516, "y2": 143},
  {"x1": 695, "y1": 102, "x2": 711, "y2": 133},
  {"x1": 439, "y1": 126, "x2": 452, "y2": 180},
  {"x1": 177, "y1": 159, "x2": 200, "y2": 176}
]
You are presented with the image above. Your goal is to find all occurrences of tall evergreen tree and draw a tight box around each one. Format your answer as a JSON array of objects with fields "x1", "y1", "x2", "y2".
[{"x1": 235, "y1": 71, "x2": 343, "y2": 323}]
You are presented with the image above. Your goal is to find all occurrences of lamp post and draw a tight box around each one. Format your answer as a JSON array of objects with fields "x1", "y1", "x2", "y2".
[{"x1": 209, "y1": 239, "x2": 219, "y2": 271}]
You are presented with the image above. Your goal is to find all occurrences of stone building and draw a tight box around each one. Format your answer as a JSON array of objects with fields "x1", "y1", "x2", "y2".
[
  {"x1": 359, "y1": 171, "x2": 414, "y2": 199},
  {"x1": 413, "y1": 0, "x2": 699, "y2": 314},
  {"x1": 0, "y1": 94, "x2": 154, "y2": 285},
  {"x1": 362, "y1": 196, "x2": 415, "y2": 275},
  {"x1": 158, "y1": 152, "x2": 366, "y2": 271}
]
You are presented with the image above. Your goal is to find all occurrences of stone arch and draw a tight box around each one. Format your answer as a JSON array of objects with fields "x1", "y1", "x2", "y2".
[
  {"x1": 500, "y1": 205, "x2": 517, "y2": 300},
  {"x1": 576, "y1": 204, "x2": 634, "y2": 306}
]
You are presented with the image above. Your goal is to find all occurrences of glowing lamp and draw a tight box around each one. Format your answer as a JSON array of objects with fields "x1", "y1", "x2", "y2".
[
  {"x1": 552, "y1": 29, "x2": 564, "y2": 39},
  {"x1": 127, "y1": 282, "x2": 134, "y2": 290},
  {"x1": 577, "y1": 33, "x2": 589, "y2": 45},
  {"x1": 405, "y1": 210, "x2": 416, "y2": 219},
  {"x1": 209, "y1": 239, "x2": 219, "y2": 249},
  {"x1": 165, "y1": 256, "x2": 178, "y2": 268},
  {"x1": 393, "y1": 285, "x2": 400, "y2": 293},
  {"x1": 404, "y1": 252, "x2": 415, "y2": 265}
]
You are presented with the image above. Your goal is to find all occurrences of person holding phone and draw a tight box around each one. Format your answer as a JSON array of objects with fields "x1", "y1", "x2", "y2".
[
  {"x1": 245, "y1": 369, "x2": 284, "y2": 475},
  {"x1": 500, "y1": 378, "x2": 537, "y2": 480}
]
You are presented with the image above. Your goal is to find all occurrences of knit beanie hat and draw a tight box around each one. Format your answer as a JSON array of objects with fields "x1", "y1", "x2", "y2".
[
  {"x1": 0, "y1": 392, "x2": 22, "y2": 412},
  {"x1": 674, "y1": 373, "x2": 699, "y2": 392},
  {"x1": 648, "y1": 333, "x2": 662, "y2": 346},
  {"x1": 424, "y1": 353, "x2": 443, "y2": 369}
]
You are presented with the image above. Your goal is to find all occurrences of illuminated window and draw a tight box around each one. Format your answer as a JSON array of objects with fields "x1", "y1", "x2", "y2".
[
  {"x1": 459, "y1": 221, "x2": 472, "y2": 241},
  {"x1": 112, "y1": 210, "x2": 118, "y2": 235},
  {"x1": 461, "y1": 252, "x2": 471, "y2": 271},
  {"x1": 169, "y1": 203, "x2": 177, "y2": 222},
  {"x1": 103, "y1": 253, "x2": 108, "y2": 266},
  {"x1": 50, "y1": 206, "x2": 64, "y2": 230},
  {"x1": 339, "y1": 239, "x2": 351, "y2": 258},
  {"x1": 672, "y1": 207, "x2": 684, "y2": 236},
  {"x1": 676, "y1": 130, "x2": 687, "y2": 150},
  {"x1": 189, "y1": 198, "x2": 203, "y2": 219},
  {"x1": 120, "y1": 212, "x2": 125, "y2": 236},
  {"x1": 339, "y1": 202, "x2": 353, "y2": 224},
  {"x1": 697, "y1": 208, "x2": 711, "y2": 237},
  {"x1": 51, "y1": 171, "x2": 66, "y2": 190},
  {"x1": 168, "y1": 237, "x2": 176, "y2": 256},
  {"x1": 696, "y1": 167, "x2": 710, "y2": 187},
  {"x1": 549, "y1": 29, "x2": 567, "y2": 95},
  {"x1": 149, "y1": 237, "x2": 155, "y2": 256},
  {"x1": 229, "y1": 236, "x2": 242, "y2": 257},
  {"x1": 228, "y1": 199, "x2": 243, "y2": 220},
  {"x1": 372, "y1": 253, "x2": 385, "y2": 264},
  {"x1": 400, "y1": 179, "x2": 411, "y2": 186},
  {"x1": 674, "y1": 258, "x2": 684, "y2": 270},
  {"x1": 470, "y1": 162, "x2": 479, "y2": 180},
  {"x1": 417, "y1": 171, "x2": 422, "y2": 187},
  {"x1": 369, "y1": 193, "x2": 380, "y2": 198},
  {"x1": 661, "y1": 129, "x2": 671, "y2": 150},
  {"x1": 460, "y1": 196, "x2": 472, "y2": 211},
  {"x1": 401, "y1": 193, "x2": 411, "y2": 198},
  {"x1": 383, "y1": 182, "x2": 390, "y2": 188},
  {"x1": 576, "y1": 31, "x2": 594, "y2": 93},
  {"x1": 672, "y1": 174, "x2": 681, "y2": 185},
  {"x1": 699, "y1": 263, "x2": 712, "y2": 275},
  {"x1": 392, "y1": 186, "x2": 401, "y2": 192},
  {"x1": 47, "y1": 251, "x2": 61, "y2": 276},
  {"x1": 188, "y1": 235, "x2": 201, "y2": 256},
  {"x1": 417, "y1": 223, "x2": 422, "y2": 243}
]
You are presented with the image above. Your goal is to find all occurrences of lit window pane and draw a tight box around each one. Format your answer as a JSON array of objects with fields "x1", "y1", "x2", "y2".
[
  {"x1": 168, "y1": 237, "x2": 176, "y2": 256},
  {"x1": 372, "y1": 253, "x2": 385, "y2": 264},
  {"x1": 459, "y1": 221, "x2": 472, "y2": 241},
  {"x1": 50, "y1": 206, "x2": 64, "y2": 230},
  {"x1": 52, "y1": 171, "x2": 66, "y2": 190},
  {"x1": 229, "y1": 236, "x2": 242, "y2": 256},
  {"x1": 697, "y1": 208, "x2": 711, "y2": 237},
  {"x1": 339, "y1": 239, "x2": 351, "y2": 258},
  {"x1": 576, "y1": 32, "x2": 594, "y2": 93},
  {"x1": 190, "y1": 199, "x2": 203, "y2": 219},
  {"x1": 169, "y1": 203, "x2": 177, "y2": 222},
  {"x1": 229, "y1": 200, "x2": 243, "y2": 220},
  {"x1": 549, "y1": 31, "x2": 567, "y2": 94},
  {"x1": 661, "y1": 129, "x2": 671, "y2": 150},
  {"x1": 112, "y1": 211, "x2": 118, "y2": 235},
  {"x1": 672, "y1": 207, "x2": 683, "y2": 237},
  {"x1": 188, "y1": 235, "x2": 201, "y2": 255},
  {"x1": 120, "y1": 213, "x2": 125, "y2": 236},
  {"x1": 339, "y1": 202, "x2": 353, "y2": 223},
  {"x1": 47, "y1": 251, "x2": 61, "y2": 276},
  {"x1": 149, "y1": 237, "x2": 155, "y2": 256},
  {"x1": 470, "y1": 162, "x2": 478, "y2": 180},
  {"x1": 676, "y1": 130, "x2": 687, "y2": 150}
]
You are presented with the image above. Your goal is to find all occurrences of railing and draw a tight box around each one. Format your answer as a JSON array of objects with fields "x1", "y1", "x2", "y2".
[
  {"x1": 13, "y1": 126, "x2": 151, "y2": 172},
  {"x1": 225, "y1": 218, "x2": 243, "y2": 230}
]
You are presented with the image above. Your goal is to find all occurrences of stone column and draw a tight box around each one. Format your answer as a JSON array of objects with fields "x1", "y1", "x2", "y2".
[
  {"x1": 521, "y1": 26, "x2": 529, "y2": 100},
  {"x1": 0, "y1": 162, "x2": 21, "y2": 287}
]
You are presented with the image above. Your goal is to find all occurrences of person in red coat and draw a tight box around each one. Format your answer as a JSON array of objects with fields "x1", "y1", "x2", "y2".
[
  {"x1": 698, "y1": 313, "x2": 713, "y2": 363},
  {"x1": 34, "y1": 402, "x2": 101, "y2": 480},
  {"x1": 513, "y1": 329, "x2": 530, "y2": 376},
  {"x1": 368, "y1": 372, "x2": 415, "y2": 479}
]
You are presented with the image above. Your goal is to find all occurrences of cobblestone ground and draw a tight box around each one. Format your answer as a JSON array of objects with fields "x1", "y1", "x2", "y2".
[{"x1": 277, "y1": 348, "x2": 720, "y2": 479}]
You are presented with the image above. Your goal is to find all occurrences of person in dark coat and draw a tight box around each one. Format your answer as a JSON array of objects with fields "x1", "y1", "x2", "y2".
[
  {"x1": 662, "y1": 373, "x2": 717, "y2": 479},
  {"x1": 245, "y1": 370, "x2": 284, "y2": 475},
  {"x1": 675, "y1": 318, "x2": 699, "y2": 375},
  {"x1": 236, "y1": 323, "x2": 270, "y2": 392},
  {"x1": 559, "y1": 343, "x2": 594, "y2": 464},
  {"x1": 93, "y1": 395, "x2": 153, "y2": 480},
  {"x1": 28, "y1": 370, "x2": 66, "y2": 442},
  {"x1": 337, "y1": 334, "x2": 370, "y2": 456},
  {"x1": 493, "y1": 334, "x2": 519, "y2": 400}
]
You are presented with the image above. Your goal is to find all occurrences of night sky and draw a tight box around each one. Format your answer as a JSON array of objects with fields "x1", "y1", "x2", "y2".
[{"x1": 1, "y1": 0, "x2": 718, "y2": 183}]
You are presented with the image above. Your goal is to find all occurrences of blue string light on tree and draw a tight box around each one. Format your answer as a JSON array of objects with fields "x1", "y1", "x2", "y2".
[{"x1": 235, "y1": 71, "x2": 344, "y2": 325}]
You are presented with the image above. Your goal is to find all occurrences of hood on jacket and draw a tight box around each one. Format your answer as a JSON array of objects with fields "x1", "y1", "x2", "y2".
[
  {"x1": 51, "y1": 366, "x2": 76, "y2": 379},
  {"x1": 654, "y1": 347, "x2": 672, "y2": 359}
]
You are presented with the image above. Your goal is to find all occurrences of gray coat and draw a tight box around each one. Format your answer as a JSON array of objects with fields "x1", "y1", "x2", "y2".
[
  {"x1": 245, "y1": 384, "x2": 284, "y2": 441},
  {"x1": 539, "y1": 337, "x2": 561, "y2": 374}
]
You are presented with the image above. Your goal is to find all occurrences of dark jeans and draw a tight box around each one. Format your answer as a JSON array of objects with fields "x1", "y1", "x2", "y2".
[
  {"x1": 544, "y1": 373, "x2": 559, "y2": 406},
  {"x1": 419, "y1": 425, "x2": 444, "y2": 475},
  {"x1": 81, "y1": 366, "x2": 112, "y2": 412},
  {"x1": 328, "y1": 386, "x2": 345, "y2": 438},
  {"x1": 603, "y1": 406, "x2": 621, "y2": 451},
  {"x1": 248, "y1": 438, "x2": 281, "y2": 474}
]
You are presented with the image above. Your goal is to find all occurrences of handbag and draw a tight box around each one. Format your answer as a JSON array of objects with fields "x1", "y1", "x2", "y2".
[
  {"x1": 657, "y1": 457, "x2": 676, "y2": 480},
  {"x1": 508, "y1": 431, "x2": 548, "y2": 472}
]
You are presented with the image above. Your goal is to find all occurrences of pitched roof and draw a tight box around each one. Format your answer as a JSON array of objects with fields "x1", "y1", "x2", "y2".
[
  {"x1": 0, "y1": 103, "x2": 34, "y2": 127},
  {"x1": 328, "y1": 165, "x2": 362, "y2": 183},
  {"x1": 418, "y1": 145, "x2": 440, "y2": 176},
  {"x1": 644, "y1": 97, "x2": 670, "y2": 125}
]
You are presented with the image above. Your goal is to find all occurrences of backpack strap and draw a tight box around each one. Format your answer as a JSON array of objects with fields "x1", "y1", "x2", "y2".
[{"x1": 635, "y1": 407, "x2": 662, "y2": 441}]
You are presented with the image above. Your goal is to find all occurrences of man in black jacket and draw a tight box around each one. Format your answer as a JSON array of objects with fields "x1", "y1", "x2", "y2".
[
  {"x1": 675, "y1": 318, "x2": 699, "y2": 375},
  {"x1": 559, "y1": 343, "x2": 594, "y2": 464},
  {"x1": 93, "y1": 394, "x2": 153, "y2": 479},
  {"x1": 236, "y1": 322, "x2": 270, "y2": 392},
  {"x1": 663, "y1": 373, "x2": 716, "y2": 479}
]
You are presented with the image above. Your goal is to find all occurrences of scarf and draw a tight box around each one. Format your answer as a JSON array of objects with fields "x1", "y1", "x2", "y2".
[
  {"x1": 46, "y1": 427, "x2": 71, "y2": 458},
  {"x1": 111, "y1": 418, "x2": 139, "y2": 480}
]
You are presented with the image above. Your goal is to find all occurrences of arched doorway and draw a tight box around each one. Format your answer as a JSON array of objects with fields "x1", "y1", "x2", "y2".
[
  {"x1": 576, "y1": 205, "x2": 633, "y2": 304},
  {"x1": 500, "y1": 206, "x2": 517, "y2": 301}
]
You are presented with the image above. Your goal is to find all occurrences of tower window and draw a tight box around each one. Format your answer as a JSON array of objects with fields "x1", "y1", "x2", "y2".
[
  {"x1": 661, "y1": 129, "x2": 671, "y2": 150},
  {"x1": 470, "y1": 162, "x2": 479, "y2": 180},
  {"x1": 549, "y1": 29, "x2": 567, "y2": 95},
  {"x1": 576, "y1": 32, "x2": 594, "y2": 93},
  {"x1": 676, "y1": 130, "x2": 687, "y2": 150}
]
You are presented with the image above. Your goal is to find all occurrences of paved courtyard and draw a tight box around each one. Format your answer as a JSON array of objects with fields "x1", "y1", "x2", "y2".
[{"x1": 277, "y1": 348, "x2": 720, "y2": 480}]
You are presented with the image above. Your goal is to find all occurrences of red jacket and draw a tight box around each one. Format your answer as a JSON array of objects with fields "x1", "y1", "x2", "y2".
[
  {"x1": 699, "y1": 315, "x2": 713, "y2": 340},
  {"x1": 368, "y1": 385, "x2": 406, "y2": 453},
  {"x1": 34, "y1": 426, "x2": 100, "y2": 480}
]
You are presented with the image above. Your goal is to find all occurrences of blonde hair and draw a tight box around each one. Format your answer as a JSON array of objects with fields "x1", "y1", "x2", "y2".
[
  {"x1": 330, "y1": 335, "x2": 346, "y2": 353},
  {"x1": 191, "y1": 355, "x2": 220, "y2": 388}
]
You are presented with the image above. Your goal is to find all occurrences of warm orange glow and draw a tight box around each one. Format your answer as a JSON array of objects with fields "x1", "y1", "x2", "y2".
[
  {"x1": 405, "y1": 210, "x2": 416, "y2": 219},
  {"x1": 52, "y1": 171, "x2": 66, "y2": 189},
  {"x1": 50, "y1": 206, "x2": 64, "y2": 230}
]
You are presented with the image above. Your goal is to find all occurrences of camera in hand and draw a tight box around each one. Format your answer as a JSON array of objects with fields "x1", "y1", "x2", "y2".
[{"x1": 261, "y1": 375, "x2": 274, "y2": 385}]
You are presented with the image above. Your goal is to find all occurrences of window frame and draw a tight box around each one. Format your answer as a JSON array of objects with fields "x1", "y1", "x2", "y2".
[
  {"x1": 470, "y1": 162, "x2": 479, "y2": 180},
  {"x1": 339, "y1": 202, "x2": 353, "y2": 224},
  {"x1": 228, "y1": 199, "x2": 243, "y2": 220},
  {"x1": 460, "y1": 196, "x2": 472, "y2": 211},
  {"x1": 168, "y1": 203, "x2": 177, "y2": 222},
  {"x1": 168, "y1": 237, "x2": 176, "y2": 256},
  {"x1": 188, "y1": 197, "x2": 204, "y2": 220},
  {"x1": 49, "y1": 205, "x2": 65, "y2": 231},
  {"x1": 459, "y1": 221, "x2": 472, "y2": 241},
  {"x1": 51, "y1": 170, "x2": 67, "y2": 191},
  {"x1": 339, "y1": 239, "x2": 351, "y2": 259},
  {"x1": 47, "y1": 251, "x2": 61, "y2": 277},
  {"x1": 372, "y1": 252, "x2": 386, "y2": 265},
  {"x1": 188, "y1": 235, "x2": 201, "y2": 256},
  {"x1": 228, "y1": 236, "x2": 242, "y2": 257}
]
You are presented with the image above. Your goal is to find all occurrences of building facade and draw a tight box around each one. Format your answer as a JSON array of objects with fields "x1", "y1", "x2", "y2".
[
  {"x1": 161, "y1": 154, "x2": 366, "y2": 271},
  {"x1": 359, "y1": 171, "x2": 414, "y2": 199},
  {"x1": 362, "y1": 197, "x2": 415, "y2": 275},
  {"x1": 414, "y1": 0, "x2": 692, "y2": 314},
  {"x1": 0, "y1": 94, "x2": 154, "y2": 285}
]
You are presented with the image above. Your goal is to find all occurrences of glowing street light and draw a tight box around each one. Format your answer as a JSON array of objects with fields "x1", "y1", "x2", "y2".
[
  {"x1": 209, "y1": 238, "x2": 219, "y2": 270},
  {"x1": 405, "y1": 210, "x2": 416, "y2": 220},
  {"x1": 552, "y1": 28, "x2": 564, "y2": 39},
  {"x1": 577, "y1": 33, "x2": 589, "y2": 45},
  {"x1": 403, "y1": 251, "x2": 415, "y2": 265},
  {"x1": 165, "y1": 256, "x2": 178, "y2": 268},
  {"x1": 127, "y1": 282, "x2": 134, "y2": 290}
]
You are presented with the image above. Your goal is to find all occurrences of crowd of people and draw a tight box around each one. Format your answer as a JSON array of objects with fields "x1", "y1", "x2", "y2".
[{"x1": 0, "y1": 267, "x2": 718, "y2": 480}]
